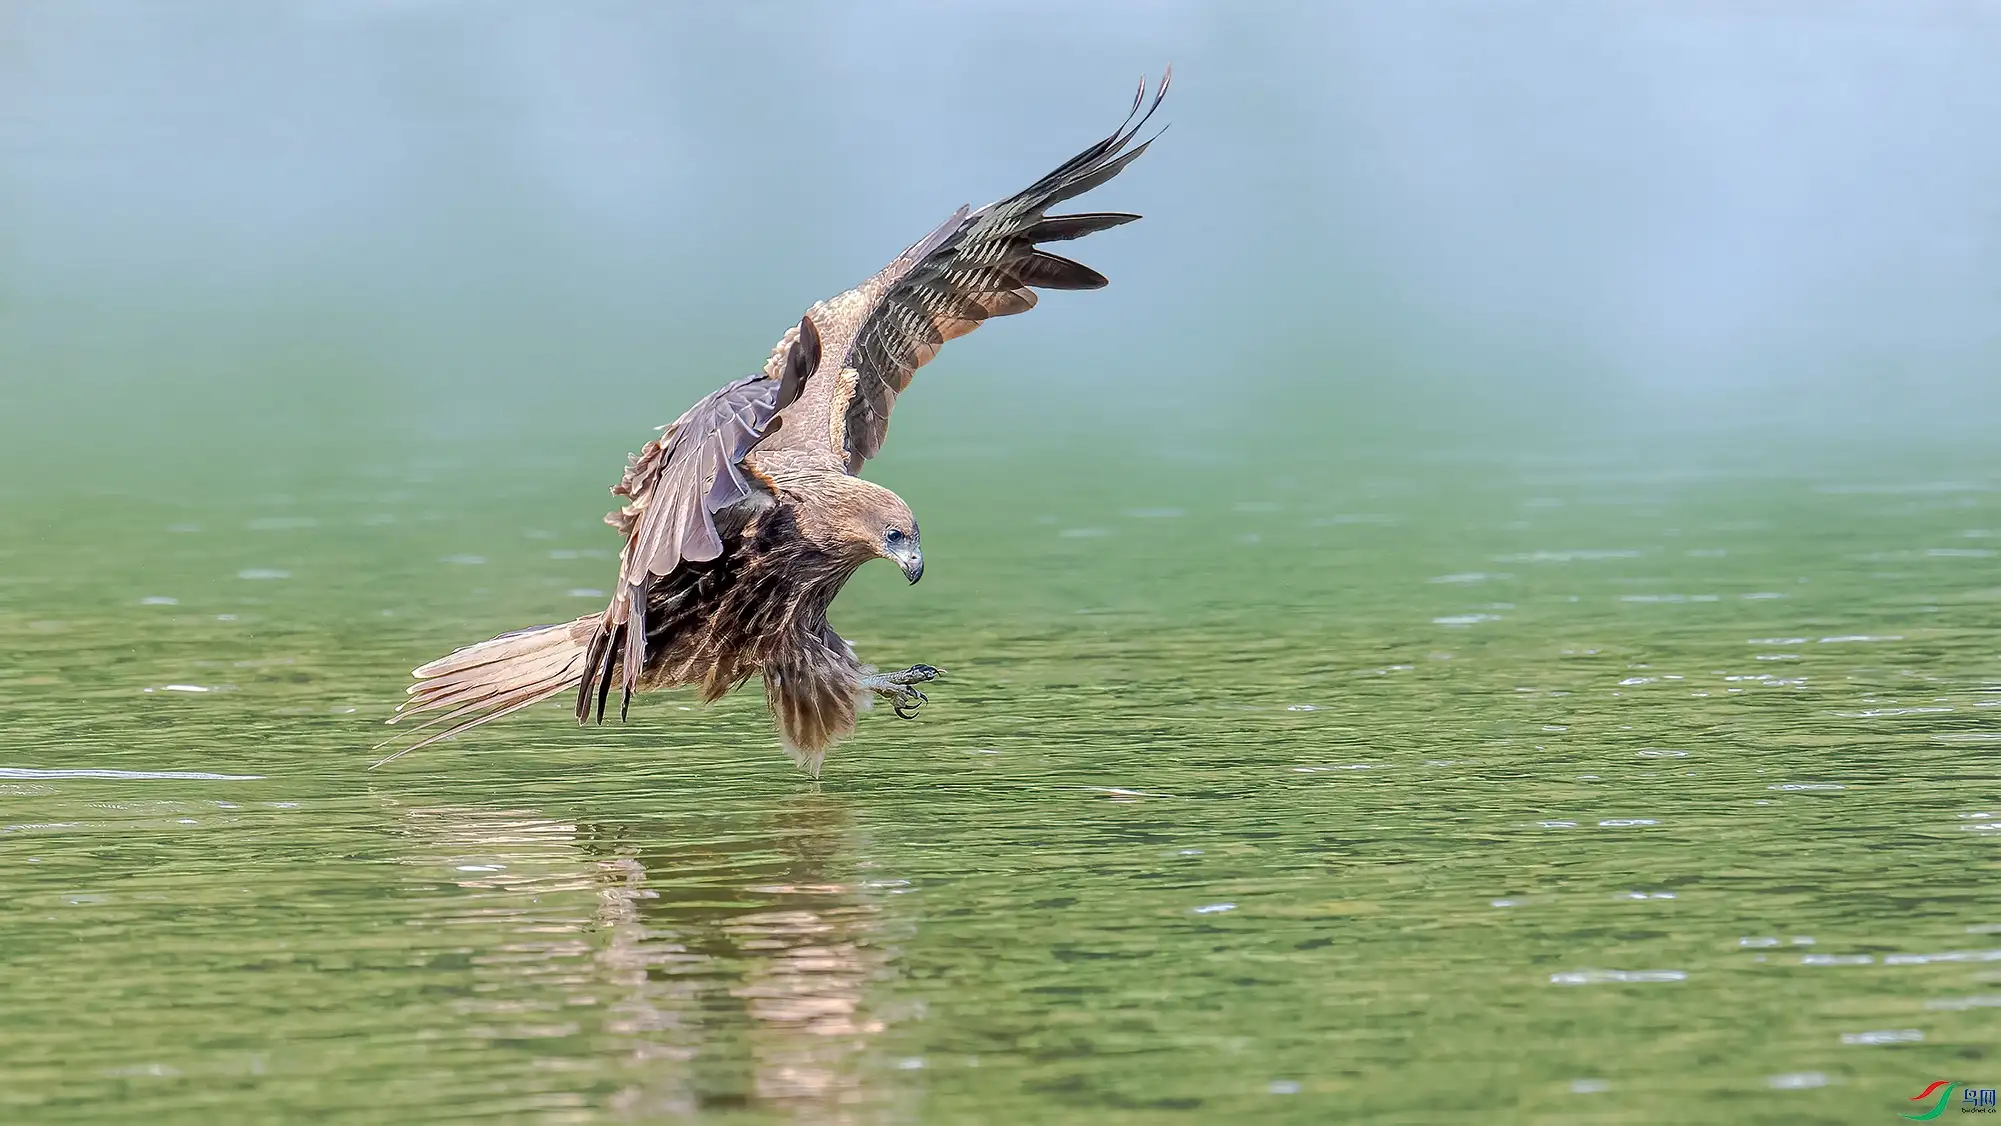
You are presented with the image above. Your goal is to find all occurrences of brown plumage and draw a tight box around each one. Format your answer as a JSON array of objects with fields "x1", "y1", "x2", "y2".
[{"x1": 382, "y1": 71, "x2": 1168, "y2": 775}]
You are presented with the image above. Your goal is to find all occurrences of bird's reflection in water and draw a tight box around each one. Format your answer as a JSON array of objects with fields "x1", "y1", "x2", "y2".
[{"x1": 396, "y1": 795, "x2": 909, "y2": 1121}]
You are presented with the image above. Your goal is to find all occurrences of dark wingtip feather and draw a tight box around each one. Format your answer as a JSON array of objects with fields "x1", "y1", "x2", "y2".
[
  {"x1": 1014, "y1": 250, "x2": 1109, "y2": 290},
  {"x1": 575, "y1": 626, "x2": 611, "y2": 722},
  {"x1": 590, "y1": 623, "x2": 619, "y2": 725},
  {"x1": 619, "y1": 583, "x2": 646, "y2": 703},
  {"x1": 1025, "y1": 212, "x2": 1141, "y2": 242}
]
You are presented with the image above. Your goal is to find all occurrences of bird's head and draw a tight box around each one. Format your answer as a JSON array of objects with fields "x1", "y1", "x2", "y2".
[
  {"x1": 824, "y1": 479, "x2": 923, "y2": 584},
  {"x1": 881, "y1": 519, "x2": 924, "y2": 584}
]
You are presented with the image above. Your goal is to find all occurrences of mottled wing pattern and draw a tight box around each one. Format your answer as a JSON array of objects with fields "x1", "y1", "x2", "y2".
[
  {"x1": 578, "y1": 319, "x2": 821, "y2": 720},
  {"x1": 835, "y1": 71, "x2": 1169, "y2": 471}
]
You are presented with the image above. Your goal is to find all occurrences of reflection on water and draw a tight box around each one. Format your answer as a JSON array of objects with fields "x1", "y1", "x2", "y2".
[{"x1": 394, "y1": 797, "x2": 903, "y2": 1120}]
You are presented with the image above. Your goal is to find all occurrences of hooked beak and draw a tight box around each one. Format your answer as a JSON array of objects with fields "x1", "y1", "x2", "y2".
[{"x1": 893, "y1": 543, "x2": 925, "y2": 585}]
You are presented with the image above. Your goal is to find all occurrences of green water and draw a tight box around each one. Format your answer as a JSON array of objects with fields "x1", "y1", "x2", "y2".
[{"x1": 3, "y1": 428, "x2": 1999, "y2": 1125}]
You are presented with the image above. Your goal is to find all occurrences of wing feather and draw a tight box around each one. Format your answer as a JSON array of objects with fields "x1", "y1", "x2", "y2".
[
  {"x1": 833, "y1": 69, "x2": 1168, "y2": 470},
  {"x1": 576, "y1": 321, "x2": 816, "y2": 721},
  {"x1": 1021, "y1": 212, "x2": 1141, "y2": 242},
  {"x1": 1010, "y1": 250, "x2": 1109, "y2": 291}
]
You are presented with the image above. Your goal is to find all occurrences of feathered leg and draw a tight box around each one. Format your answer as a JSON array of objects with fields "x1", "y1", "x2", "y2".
[{"x1": 764, "y1": 637, "x2": 941, "y2": 777}]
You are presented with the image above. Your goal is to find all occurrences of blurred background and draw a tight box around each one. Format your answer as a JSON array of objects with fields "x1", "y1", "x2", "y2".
[
  {"x1": 8, "y1": 7, "x2": 2001, "y2": 1120},
  {"x1": 6, "y1": 0, "x2": 2000, "y2": 495}
]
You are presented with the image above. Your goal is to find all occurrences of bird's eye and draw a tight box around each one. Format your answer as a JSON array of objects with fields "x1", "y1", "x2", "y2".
[{"x1": 885, "y1": 528, "x2": 904, "y2": 545}]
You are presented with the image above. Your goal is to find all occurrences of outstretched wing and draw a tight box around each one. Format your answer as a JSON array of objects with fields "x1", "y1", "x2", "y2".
[
  {"x1": 579, "y1": 319, "x2": 821, "y2": 720},
  {"x1": 836, "y1": 71, "x2": 1167, "y2": 471}
]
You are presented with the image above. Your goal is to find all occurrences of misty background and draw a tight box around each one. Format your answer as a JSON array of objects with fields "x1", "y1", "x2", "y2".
[{"x1": 4, "y1": 1, "x2": 1999, "y2": 495}]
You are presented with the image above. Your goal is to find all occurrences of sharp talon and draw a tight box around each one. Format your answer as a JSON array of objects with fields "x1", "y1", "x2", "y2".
[{"x1": 866, "y1": 664, "x2": 939, "y2": 719}]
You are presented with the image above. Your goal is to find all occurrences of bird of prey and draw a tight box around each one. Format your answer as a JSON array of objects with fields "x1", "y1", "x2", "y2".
[{"x1": 382, "y1": 73, "x2": 1168, "y2": 776}]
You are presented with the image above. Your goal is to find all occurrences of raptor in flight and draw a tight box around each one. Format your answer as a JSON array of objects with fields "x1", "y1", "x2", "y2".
[{"x1": 384, "y1": 73, "x2": 1167, "y2": 775}]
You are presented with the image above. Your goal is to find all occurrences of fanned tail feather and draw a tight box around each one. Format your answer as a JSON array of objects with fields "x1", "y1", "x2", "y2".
[{"x1": 374, "y1": 616, "x2": 599, "y2": 767}]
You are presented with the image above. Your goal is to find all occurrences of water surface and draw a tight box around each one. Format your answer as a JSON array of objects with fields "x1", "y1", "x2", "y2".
[{"x1": 4, "y1": 432, "x2": 1998, "y2": 1123}]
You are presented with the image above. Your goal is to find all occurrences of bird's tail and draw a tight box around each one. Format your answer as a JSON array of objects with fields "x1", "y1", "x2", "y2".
[{"x1": 374, "y1": 616, "x2": 600, "y2": 768}]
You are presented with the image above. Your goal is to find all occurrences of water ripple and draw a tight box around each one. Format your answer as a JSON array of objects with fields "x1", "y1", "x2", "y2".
[{"x1": 1550, "y1": 969, "x2": 1687, "y2": 985}]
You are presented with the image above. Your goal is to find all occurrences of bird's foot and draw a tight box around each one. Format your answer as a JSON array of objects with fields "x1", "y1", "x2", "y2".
[{"x1": 863, "y1": 664, "x2": 942, "y2": 719}]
